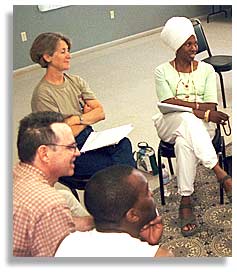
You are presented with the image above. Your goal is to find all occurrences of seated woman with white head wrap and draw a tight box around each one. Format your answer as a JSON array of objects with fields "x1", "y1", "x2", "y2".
[{"x1": 153, "y1": 17, "x2": 232, "y2": 237}]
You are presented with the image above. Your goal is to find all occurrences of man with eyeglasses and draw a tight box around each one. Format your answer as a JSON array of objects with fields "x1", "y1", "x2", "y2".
[{"x1": 13, "y1": 111, "x2": 94, "y2": 257}]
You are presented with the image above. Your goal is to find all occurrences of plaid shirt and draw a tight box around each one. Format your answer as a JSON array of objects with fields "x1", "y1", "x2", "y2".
[{"x1": 13, "y1": 162, "x2": 76, "y2": 256}]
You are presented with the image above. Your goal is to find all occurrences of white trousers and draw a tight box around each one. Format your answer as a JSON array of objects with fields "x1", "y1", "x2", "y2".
[{"x1": 153, "y1": 112, "x2": 218, "y2": 196}]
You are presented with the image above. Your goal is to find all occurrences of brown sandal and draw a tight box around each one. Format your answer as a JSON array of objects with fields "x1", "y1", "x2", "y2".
[{"x1": 179, "y1": 203, "x2": 198, "y2": 237}]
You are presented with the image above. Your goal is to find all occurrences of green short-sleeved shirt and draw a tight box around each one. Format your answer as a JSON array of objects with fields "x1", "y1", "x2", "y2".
[
  {"x1": 31, "y1": 73, "x2": 96, "y2": 116},
  {"x1": 155, "y1": 61, "x2": 218, "y2": 104}
]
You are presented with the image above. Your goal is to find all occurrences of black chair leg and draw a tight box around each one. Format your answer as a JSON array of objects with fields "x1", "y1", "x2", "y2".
[
  {"x1": 58, "y1": 178, "x2": 87, "y2": 202},
  {"x1": 219, "y1": 154, "x2": 224, "y2": 205},
  {"x1": 219, "y1": 184, "x2": 224, "y2": 205},
  {"x1": 158, "y1": 150, "x2": 165, "y2": 205},
  {"x1": 70, "y1": 188, "x2": 80, "y2": 202},
  {"x1": 218, "y1": 137, "x2": 225, "y2": 204},
  {"x1": 217, "y1": 72, "x2": 227, "y2": 108},
  {"x1": 167, "y1": 158, "x2": 174, "y2": 176}
]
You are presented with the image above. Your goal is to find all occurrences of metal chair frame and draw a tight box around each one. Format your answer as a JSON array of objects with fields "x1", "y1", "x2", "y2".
[
  {"x1": 191, "y1": 18, "x2": 232, "y2": 108},
  {"x1": 207, "y1": 5, "x2": 227, "y2": 23}
]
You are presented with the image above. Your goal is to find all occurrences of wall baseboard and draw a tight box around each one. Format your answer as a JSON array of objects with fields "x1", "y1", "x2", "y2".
[
  {"x1": 13, "y1": 25, "x2": 163, "y2": 77},
  {"x1": 72, "y1": 26, "x2": 163, "y2": 58}
]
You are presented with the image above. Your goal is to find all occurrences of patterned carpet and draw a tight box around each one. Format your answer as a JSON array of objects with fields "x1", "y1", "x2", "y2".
[{"x1": 153, "y1": 144, "x2": 232, "y2": 257}]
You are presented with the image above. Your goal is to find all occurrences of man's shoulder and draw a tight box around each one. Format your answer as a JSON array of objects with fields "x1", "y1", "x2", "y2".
[
  {"x1": 13, "y1": 165, "x2": 68, "y2": 213},
  {"x1": 55, "y1": 230, "x2": 158, "y2": 257}
]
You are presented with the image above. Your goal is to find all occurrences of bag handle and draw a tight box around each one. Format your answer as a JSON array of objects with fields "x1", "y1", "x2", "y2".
[
  {"x1": 222, "y1": 119, "x2": 231, "y2": 136},
  {"x1": 137, "y1": 142, "x2": 156, "y2": 153},
  {"x1": 137, "y1": 142, "x2": 149, "y2": 149}
]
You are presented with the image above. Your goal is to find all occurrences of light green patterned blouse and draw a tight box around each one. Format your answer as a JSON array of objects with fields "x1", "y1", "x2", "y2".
[{"x1": 155, "y1": 61, "x2": 218, "y2": 104}]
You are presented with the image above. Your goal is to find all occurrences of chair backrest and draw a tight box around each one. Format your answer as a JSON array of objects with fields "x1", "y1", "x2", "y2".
[{"x1": 191, "y1": 18, "x2": 212, "y2": 56}]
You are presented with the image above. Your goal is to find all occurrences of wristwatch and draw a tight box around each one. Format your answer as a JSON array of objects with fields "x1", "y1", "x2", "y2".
[{"x1": 79, "y1": 115, "x2": 84, "y2": 124}]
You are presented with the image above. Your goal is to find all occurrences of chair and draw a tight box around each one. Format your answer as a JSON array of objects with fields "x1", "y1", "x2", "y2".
[
  {"x1": 157, "y1": 124, "x2": 228, "y2": 205},
  {"x1": 206, "y1": 5, "x2": 227, "y2": 23},
  {"x1": 191, "y1": 18, "x2": 232, "y2": 108}
]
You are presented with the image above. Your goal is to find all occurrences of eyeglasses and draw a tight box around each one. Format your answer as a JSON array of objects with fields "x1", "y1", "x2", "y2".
[{"x1": 45, "y1": 143, "x2": 79, "y2": 152}]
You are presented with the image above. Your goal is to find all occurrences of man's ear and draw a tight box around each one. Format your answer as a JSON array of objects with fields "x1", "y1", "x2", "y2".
[
  {"x1": 37, "y1": 145, "x2": 50, "y2": 163},
  {"x1": 126, "y1": 208, "x2": 140, "y2": 223}
]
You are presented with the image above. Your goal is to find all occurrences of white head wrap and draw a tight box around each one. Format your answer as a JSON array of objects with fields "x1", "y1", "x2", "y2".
[{"x1": 161, "y1": 17, "x2": 196, "y2": 52}]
